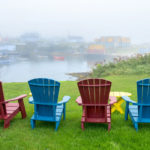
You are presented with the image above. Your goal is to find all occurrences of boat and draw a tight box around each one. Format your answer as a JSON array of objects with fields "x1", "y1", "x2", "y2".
[{"x1": 53, "y1": 56, "x2": 64, "y2": 61}]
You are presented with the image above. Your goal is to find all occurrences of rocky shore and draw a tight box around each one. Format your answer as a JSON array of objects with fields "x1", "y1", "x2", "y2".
[{"x1": 67, "y1": 72, "x2": 92, "y2": 81}]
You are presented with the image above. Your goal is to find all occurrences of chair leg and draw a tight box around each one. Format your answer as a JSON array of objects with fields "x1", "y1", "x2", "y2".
[
  {"x1": 55, "y1": 122, "x2": 60, "y2": 131},
  {"x1": 4, "y1": 120, "x2": 10, "y2": 128},
  {"x1": 125, "y1": 102, "x2": 129, "y2": 120},
  {"x1": 31, "y1": 119, "x2": 36, "y2": 129},
  {"x1": 81, "y1": 122, "x2": 84, "y2": 130},
  {"x1": 63, "y1": 104, "x2": 66, "y2": 120},
  {"x1": 108, "y1": 123, "x2": 111, "y2": 131},
  {"x1": 18, "y1": 99, "x2": 27, "y2": 119},
  {"x1": 134, "y1": 123, "x2": 138, "y2": 131}
]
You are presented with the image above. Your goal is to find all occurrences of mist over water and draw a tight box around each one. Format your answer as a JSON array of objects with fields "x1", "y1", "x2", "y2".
[{"x1": 0, "y1": 0, "x2": 150, "y2": 82}]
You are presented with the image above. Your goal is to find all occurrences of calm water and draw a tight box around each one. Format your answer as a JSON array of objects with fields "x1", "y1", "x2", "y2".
[
  {"x1": 0, "y1": 53, "x2": 115, "y2": 82},
  {"x1": 0, "y1": 60, "x2": 91, "y2": 82}
]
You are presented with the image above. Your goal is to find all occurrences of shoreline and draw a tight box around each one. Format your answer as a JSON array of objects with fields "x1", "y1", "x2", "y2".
[{"x1": 67, "y1": 72, "x2": 92, "y2": 81}]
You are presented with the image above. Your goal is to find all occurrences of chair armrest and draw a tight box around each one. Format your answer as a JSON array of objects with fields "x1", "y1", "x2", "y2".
[
  {"x1": 29, "y1": 97, "x2": 34, "y2": 104},
  {"x1": 29, "y1": 96, "x2": 70, "y2": 105},
  {"x1": 58, "y1": 96, "x2": 70, "y2": 105},
  {"x1": 1, "y1": 94, "x2": 27, "y2": 104},
  {"x1": 29, "y1": 97, "x2": 54, "y2": 105},
  {"x1": 76, "y1": 96, "x2": 82, "y2": 105},
  {"x1": 75, "y1": 96, "x2": 110, "y2": 106},
  {"x1": 122, "y1": 96, "x2": 137, "y2": 104},
  {"x1": 109, "y1": 96, "x2": 117, "y2": 105}
]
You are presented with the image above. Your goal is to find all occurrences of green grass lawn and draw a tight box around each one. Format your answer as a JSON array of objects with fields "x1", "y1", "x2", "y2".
[{"x1": 0, "y1": 74, "x2": 150, "y2": 150}]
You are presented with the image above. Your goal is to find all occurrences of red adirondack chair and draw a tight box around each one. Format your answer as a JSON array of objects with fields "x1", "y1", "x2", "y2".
[
  {"x1": 0, "y1": 81, "x2": 27, "y2": 128},
  {"x1": 76, "y1": 78, "x2": 116, "y2": 131}
]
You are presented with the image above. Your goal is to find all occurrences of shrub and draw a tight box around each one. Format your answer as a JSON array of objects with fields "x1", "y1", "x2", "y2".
[{"x1": 92, "y1": 54, "x2": 150, "y2": 77}]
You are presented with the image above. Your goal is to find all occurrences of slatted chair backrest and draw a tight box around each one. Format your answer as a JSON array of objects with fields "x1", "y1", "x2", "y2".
[
  {"x1": 28, "y1": 78, "x2": 60, "y2": 104},
  {"x1": 28, "y1": 78, "x2": 60, "y2": 118},
  {"x1": 0, "y1": 81, "x2": 6, "y2": 118},
  {"x1": 78, "y1": 79, "x2": 111, "y2": 119},
  {"x1": 78, "y1": 78, "x2": 111, "y2": 105},
  {"x1": 137, "y1": 78, "x2": 150, "y2": 118}
]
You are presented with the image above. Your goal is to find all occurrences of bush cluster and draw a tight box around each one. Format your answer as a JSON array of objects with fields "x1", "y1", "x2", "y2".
[{"x1": 92, "y1": 54, "x2": 150, "y2": 77}]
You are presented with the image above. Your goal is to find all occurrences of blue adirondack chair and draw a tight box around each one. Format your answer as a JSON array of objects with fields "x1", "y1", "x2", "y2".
[
  {"x1": 122, "y1": 78, "x2": 150, "y2": 131},
  {"x1": 28, "y1": 78, "x2": 70, "y2": 131}
]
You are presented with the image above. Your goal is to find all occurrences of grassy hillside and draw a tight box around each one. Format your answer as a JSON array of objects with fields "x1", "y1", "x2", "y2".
[
  {"x1": 92, "y1": 54, "x2": 150, "y2": 77},
  {"x1": 0, "y1": 75, "x2": 150, "y2": 150}
]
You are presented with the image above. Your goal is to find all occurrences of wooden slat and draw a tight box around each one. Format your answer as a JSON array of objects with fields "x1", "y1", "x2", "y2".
[
  {"x1": 79, "y1": 84, "x2": 111, "y2": 87},
  {"x1": 107, "y1": 118, "x2": 111, "y2": 123},
  {"x1": 6, "y1": 103, "x2": 19, "y2": 107},
  {"x1": 82, "y1": 118, "x2": 110, "y2": 123},
  {"x1": 6, "y1": 107, "x2": 19, "y2": 111}
]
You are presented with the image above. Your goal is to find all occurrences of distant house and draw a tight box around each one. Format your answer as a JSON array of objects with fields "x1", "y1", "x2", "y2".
[
  {"x1": 68, "y1": 36, "x2": 84, "y2": 43},
  {"x1": 20, "y1": 33, "x2": 40, "y2": 43},
  {"x1": 0, "y1": 44, "x2": 16, "y2": 51},
  {"x1": 138, "y1": 49, "x2": 150, "y2": 55},
  {"x1": 95, "y1": 36, "x2": 130, "y2": 48},
  {"x1": 0, "y1": 44, "x2": 17, "y2": 59},
  {"x1": 88, "y1": 44, "x2": 105, "y2": 54}
]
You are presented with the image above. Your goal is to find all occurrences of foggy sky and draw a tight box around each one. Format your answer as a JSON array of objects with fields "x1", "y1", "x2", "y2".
[{"x1": 0, "y1": 0, "x2": 150, "y2": 43}]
